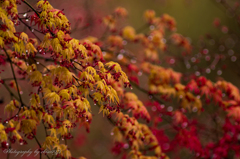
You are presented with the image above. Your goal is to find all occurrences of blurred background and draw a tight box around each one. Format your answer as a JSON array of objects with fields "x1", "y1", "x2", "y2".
[
  {"x1": 41, "y1": 0, "x2": 240, "y2": 87},
  {"x1": 1, "y1": 0, "x2": 240, "y2": 158}
]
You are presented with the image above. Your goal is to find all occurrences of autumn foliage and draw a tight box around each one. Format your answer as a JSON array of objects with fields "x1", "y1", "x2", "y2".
[{"x1": 0, "y1": 0, "x2": 240, "y2": 159}]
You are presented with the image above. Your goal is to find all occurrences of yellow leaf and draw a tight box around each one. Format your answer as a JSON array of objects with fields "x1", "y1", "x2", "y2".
[
  {"x1": 85, "y1": 66, "x2": 96, "y2": 75},
  {"x1": 112, "y1": 127, "x2": 123, "y2": 142},
  {"x1": 44, "y1": 91, "x2": 60, "y2": 104},
  {"x1": 78, "y1": 44, "x2": 87, "y2": 58},
  {"x1": 20, "y1": 32, "x2": 28, "y2": 43},
  {"x1": 43, "y1": 113, "x2": 55, "y2": 126},
  {"x1": 105, "y1": 61, "x2": 122, "y2": 72},
  {"x1": 93, "y1": 92, "x2": 104, "y2": 105},
  {"x1": 43, "y1": 136, "x2": 59, "y2": 150},
  {"x1": 59, "y1": 89, "x2": 70, "y2": 101},
  {"x1": 122, "y1": 26, "x2": 136, "y2": 40}
]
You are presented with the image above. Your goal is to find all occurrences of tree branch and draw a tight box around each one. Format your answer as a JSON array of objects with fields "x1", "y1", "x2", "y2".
[{"x1": 3, "y1": 48, "x2": 24, "y2": 106}]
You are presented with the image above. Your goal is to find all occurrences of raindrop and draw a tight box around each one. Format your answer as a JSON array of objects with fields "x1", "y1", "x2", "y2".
[
  {"x1": 131, "y1": 59, "x2": 136, "y2": 63},
  {"x1": 217, "y1": 70, "x2": 222, "y2": 75},
  {"x1": 167, "y1": 106, "x2": 173, "y2": 112},
  {"x1": 219, "y1": 45, "x2": 225, "y2": 52},
  {"x1": 181, "y1": 108, "x2": 186, "y2": 112},
  {"x1": 197, "y1": 53, "x2": 202, "y2": 58},
  {"x1": 138, "y1": 71, "x2": 142, "y2": 76},
  {"x1": 231, "y1": 56, "x2": 237, "y2": 62},
  {"x1": 192, "y1": 107, "x2": 198, "y2": 112},
  {"x1": 20, "y1": 142, "x2": 23, "y2": 145},
  {"x1": 238, "y1": 134, "x2": 240, "y2": 140},
  {"x1": 205, "y1": 56, "x2": 211, "y2": 61},
  {"x1": 25, "y1": 19, "x2": 29, "y2": 22},
  {"x1": 123, "y1": 143, "x2": 129, "y2": 149},
  {"x1": 149, "y1": 25, "x2": 155, "y2": 30},
  {"x1": 110, "y1": 132, "x2": 114, "y2": 136},
  {"x1": 160, "y1": 104, "x2": 165, "y2": 108},
  {"x1": 148, "y1": 35, "x2": 153, "y2": 40},
  {"x1": 206, "y1": 68, "x2": 211, "y2": 74},
  {"x1": 186, "y1": 63, "x2": 191, "y2": 69},
  {"x1": 117, "y1": 54, "x2": 123, "y2": 60},
  {"x1": 169, "y1": 58, "x2": 175, "y2": 64},
  {"x1": 162, "y1": 38, "x2": 166, "y2": 43},
  {"x1": 163, "y1": 143, "x2": 170, "y2": 150},
  {"x1": 228, "y1": 50, "x2": 234, "y2": 56},
  {"x1": 212, "y1": 154, "x2": 217, "y2": 159},
  {"x1": 221, "y1": 55, "x2": 226, "y2": 61},
  {"x1": 23, "y1": 13, "x2": 27, "y2": 17},
  {"x1": 151, "y1": 106, "x2": 157, "y2": 112},
  {"x1": 191, "y1": 57, "x2": 196, "y2": 63},
  {"x1": 36, "y1": 61, "x2": 39, "y2": 64},
  {"x1": 203, "y1": 49, "x2": 209, "y2": 54},
  {"x1": 20, "y1": 91, "x2": 23, "y2": 94},
  {"x1": 210, "y1": 65, "x2": 215, "y2": 70},
  {"x1": 120, "y1": 49, "x2": 125, "y2": 54},
  {"x1": 31, "y1": 29, "x2": 34, "y2": 32},
  {"x1": 6, "y1": 143, "x2": 9, "y2": 146},
  {"x1": 122, "y1": 40, "x2": 127, "y2": 45},
  {"x1": 182, "y1": 122, "x2": 188, "y2": 128},
  {"x1": 221, "y1": 26, "x2": 228, "y2": 33},
  {"x1": 5, "y1": 121, "x2": 8, "y2": 123},
  {"x1": 195, "y1": 71, "x2": 200, "y2": 76}
]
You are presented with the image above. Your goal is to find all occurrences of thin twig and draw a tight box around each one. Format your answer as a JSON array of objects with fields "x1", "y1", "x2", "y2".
[{"x1": 3, "y1": 48, "x2": 24, "y2": 105}]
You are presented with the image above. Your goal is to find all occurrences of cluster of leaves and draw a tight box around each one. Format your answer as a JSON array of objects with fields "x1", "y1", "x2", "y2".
[
  {"x1": 97, "y1": 5, "x2": 240, "y2": 159},
  {"x1": 0, "y1": 1, "x2": 169, "y2": 159}
]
